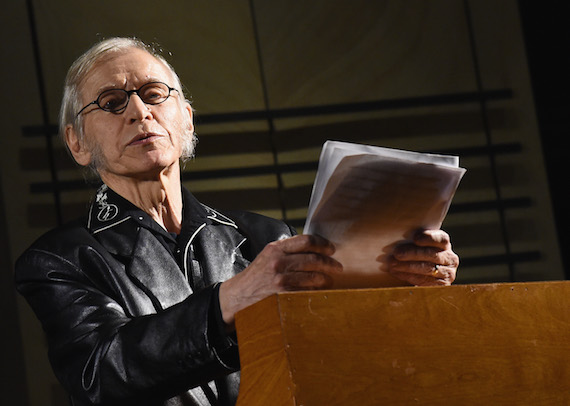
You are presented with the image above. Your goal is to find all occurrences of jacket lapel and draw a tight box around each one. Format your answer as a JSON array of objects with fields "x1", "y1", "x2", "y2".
[
  {"x1": 192, "y1": 216, "x2": 251, "y2": 288},
  {"x1": 88, "y1": 184, "x2": 192, "y2": 311},
  {"x1": 128, "y1": 227, "x2": 192, "y2": 310}
]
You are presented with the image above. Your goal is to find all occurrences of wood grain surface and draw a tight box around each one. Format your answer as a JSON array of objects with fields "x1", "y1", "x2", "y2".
[{"x1": 236, "y1": 281, "x2": 570, "y2": 405}]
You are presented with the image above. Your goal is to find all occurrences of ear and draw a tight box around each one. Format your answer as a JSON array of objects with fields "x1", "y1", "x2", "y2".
[
  {"x1": 64, "y1": 124, "x2": 92, "y2": 167},
  {"x1": 183, "y1": 101, "x2": 194, "y2": 134}
]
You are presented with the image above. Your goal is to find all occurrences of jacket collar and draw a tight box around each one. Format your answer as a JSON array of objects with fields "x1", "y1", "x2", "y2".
[
  {"x1": 88, "y1": 184, "x2": 133, "y2": 234},
  {"x1": 86, "y1": 184, "x2": 240, "y2": 310},
  {"x1": 181, "y1": 186, "x2": 238, "y2": 232},
  {"x1": 87, "y1": 184, "x2": 238, "y2": 255}
]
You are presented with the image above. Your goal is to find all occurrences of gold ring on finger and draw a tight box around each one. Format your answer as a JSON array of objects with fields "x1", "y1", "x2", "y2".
[{"x1": 431, "y1": 264, "x2": 439, "y2": 277}]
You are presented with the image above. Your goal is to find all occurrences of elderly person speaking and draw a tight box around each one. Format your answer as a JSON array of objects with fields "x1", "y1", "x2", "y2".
[{"x1": 15, "y1": 37, "x2": 459, "y2": 406}]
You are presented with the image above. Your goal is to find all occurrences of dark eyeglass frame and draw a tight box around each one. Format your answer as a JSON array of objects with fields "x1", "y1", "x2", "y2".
[{"x1": 76, "y1": 81, "x2": 179, "y2": 117}]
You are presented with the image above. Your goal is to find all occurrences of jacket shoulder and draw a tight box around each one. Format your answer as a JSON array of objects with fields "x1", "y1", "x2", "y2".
[
  {"x1": 20, "y1": 217, "x2": 91, "y2": 254},
  {"x1": 220, "y1": 209, "x2": 297, "y2": 252}
]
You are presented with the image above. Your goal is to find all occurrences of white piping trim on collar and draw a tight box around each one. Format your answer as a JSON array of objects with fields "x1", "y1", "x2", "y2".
[
  {"x1": 234, "y1": 237, "x2": 247, "y2": 253},
  {"x1": 87, "y1": 202, "x2": 95, "y2": 230},
  {"x1": 201, "y1": 204, "x2": 238, "y2": 229},
  {"x1": 92, "y1": 216, "x2": 132, "y2": 234},
  {"x1": 183, "y1": 222, "x2": 207, "y2": 284}
]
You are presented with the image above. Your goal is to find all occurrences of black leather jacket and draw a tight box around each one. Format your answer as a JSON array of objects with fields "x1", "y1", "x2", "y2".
[{"x1": 15, "y1": 185, "x2": 295, "y2": 406}]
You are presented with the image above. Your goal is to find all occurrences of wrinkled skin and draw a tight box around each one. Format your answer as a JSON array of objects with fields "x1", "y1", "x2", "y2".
[{"x1": 220, "y1": 229, "x2": 458, "y2": 329}]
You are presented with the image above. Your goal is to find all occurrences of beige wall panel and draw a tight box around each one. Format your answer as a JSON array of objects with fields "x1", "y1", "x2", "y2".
[
  {"x1": 467, "y1": 0, "x2": 528, "y2": 91},
  {"x1": 253, "y1": 0, "x2": 477, "y2": 109},
  {"x1": 31, "y1": 0, "x2": 265, "y2": 122}
]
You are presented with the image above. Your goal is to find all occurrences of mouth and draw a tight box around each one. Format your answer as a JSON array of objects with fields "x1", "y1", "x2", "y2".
[{"x1": 128, "y1": 132, "x2": 163, "y2": 146}]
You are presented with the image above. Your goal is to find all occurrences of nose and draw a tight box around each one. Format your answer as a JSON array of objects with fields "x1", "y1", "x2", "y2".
[{"x1": 125, "y1": 93, "x2": 153, "y2": 122}]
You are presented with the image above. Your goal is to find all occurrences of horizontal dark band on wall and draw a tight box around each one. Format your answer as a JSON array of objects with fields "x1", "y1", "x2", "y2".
[
  {"x1": 190, "y1": 185, "x2": 315, "y2": 212},
  {"x1": 448, "y1": 197, "x2": 532, "y2": 213},
  {"x1": 269, "y1": 109, "x2": 510, "y2": 153},
  {"x1": 459, "y1": 251, "x2": 542, "y2": 268},
  {"x1": 196, "y1": 184, "x2": 531, "y2": 214},
  {"x1": 182, "y1": 162, "x2": 316, "y2": 182},
  {"x1": 27, "y1": 202, "x2": 88, "y2": 228},
  {"x1": 21, "y1": 123, "x2": 58, "y2": 137},
  {"x1": 183, "y1": 143, "x2": 521, "y2": 181},
  {"x1": 20, "y1": 147, "x2": 76, "y2": 171},
  {"x1": 194, "y1": 89, "x2": 514, "y2": 124},
  {"x1": 444, "y1": 217, "x2": 537, "y2": 249},
  {"x1": 435, "y1": 142, "x2": 522, "y2": 158},
  {"x1": 21, "y1": 89, "x2": 513, "y2": 137},
  {"x1": 30, "y1": 179, "x2": 99, "y2": 193}
]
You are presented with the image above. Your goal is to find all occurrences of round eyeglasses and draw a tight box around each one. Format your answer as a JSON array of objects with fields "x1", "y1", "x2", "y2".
[{"x1": 76, "y1": 81, "x2": 179, "y2": 117}]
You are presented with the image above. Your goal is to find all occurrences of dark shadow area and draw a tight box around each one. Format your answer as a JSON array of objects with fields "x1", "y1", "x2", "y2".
[
  {"x1": 518, "y1": 0, "x2": 570, "y2": 278},
  {"x1": 0, "y1": 171, "x2": 29, "y2": 406}
]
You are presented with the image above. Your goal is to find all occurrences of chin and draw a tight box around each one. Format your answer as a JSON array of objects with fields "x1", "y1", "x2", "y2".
[
  {"x1": 99, "y1": 147, "x2": 182, "y2": 180},
  {"x1": 140, "y1": 155, "x2": 181, "y2": 175}
]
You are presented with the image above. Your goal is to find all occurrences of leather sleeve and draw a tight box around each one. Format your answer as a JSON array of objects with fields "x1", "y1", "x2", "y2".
[{"x1": 15, "y1": 235, "x2": 237, "y2": 406}]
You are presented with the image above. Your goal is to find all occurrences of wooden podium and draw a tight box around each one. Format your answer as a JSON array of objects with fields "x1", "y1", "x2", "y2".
[{"x1": 235, "y1": 281, "x2": 570, "y2": 405}]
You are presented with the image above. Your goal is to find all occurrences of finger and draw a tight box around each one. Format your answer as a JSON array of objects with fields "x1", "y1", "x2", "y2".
[
  {"x1": 433, "y1": 265, "x2": 457, "y2": 283},
  {"x1": 391, "y1": 261, "x2": 455, "y2": 280},
  {"x1": 388, "y1": 269, "x2": 453, "y2": 287},
  {"x1": 392, "y1": 244, "x2": 458, "y2": 267},
  {"x1": 280, "y1": 271, "x2": 334, "y2": 290},
  {"x1": 389, "y1": 260, "x2": 440, "y2": 276},
  {"x1": 278, "y1": 252, "x2": 343, "y2": 274},
  {"x1": 388, "y1": 260, "x2": 456, "y2": 285},
  {"x1": 413, "y1": 229, "x2": 452, "y2": 250},
  {"x1": 277, "y1": 234, "x2": 336, "y2": 256}
]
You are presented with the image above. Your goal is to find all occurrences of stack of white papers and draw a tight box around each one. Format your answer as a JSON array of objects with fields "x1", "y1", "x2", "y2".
[{"x1": 304, "y1": 141, "x2": 466, "y2": 288}]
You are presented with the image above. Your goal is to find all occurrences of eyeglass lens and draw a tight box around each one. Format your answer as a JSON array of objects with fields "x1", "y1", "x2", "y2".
[{"x1": 98, "y1": 82, "x2": 172, "y2": 113}]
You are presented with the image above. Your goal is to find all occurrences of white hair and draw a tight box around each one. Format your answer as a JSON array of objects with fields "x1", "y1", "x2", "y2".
[{"x1": 59, "y1": 37, "x2": 196, "y2": 174}]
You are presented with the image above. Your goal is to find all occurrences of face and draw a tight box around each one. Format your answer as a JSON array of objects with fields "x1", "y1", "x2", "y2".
[{"x1": 66, "y1": 48, "x2": 193, "y2": 183}]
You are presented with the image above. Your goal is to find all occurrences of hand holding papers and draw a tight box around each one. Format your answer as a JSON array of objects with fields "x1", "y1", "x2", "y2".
[{"x1": 304, "y1": 141, "x2": 466, "y2": 288}]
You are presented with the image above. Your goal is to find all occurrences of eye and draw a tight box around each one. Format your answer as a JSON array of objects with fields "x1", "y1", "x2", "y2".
[
  {"x1": 98, "y1": 90, "x2": 128, "y2": 112},
  {"x1": 140, "y1": 83, "x2": 170, "y2": 104}
]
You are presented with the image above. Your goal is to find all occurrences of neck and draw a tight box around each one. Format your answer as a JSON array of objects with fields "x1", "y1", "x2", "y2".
[{"x1": 100, "y1": 164, "x2": 183, "y2": 234}]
